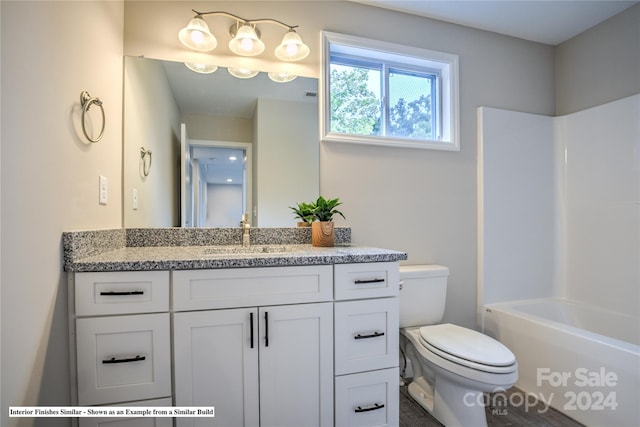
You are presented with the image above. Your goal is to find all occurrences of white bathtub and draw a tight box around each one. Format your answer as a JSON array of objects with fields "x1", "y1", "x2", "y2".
[{"x1": 482, "y1": 298, "x2": 640, "y2": 427}]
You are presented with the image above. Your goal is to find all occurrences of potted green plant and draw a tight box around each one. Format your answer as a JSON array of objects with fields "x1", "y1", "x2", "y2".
[
  {"x1": 289, "y1": 201, "x2": 316, "y2": 227},
  {"x1": 311, "y1": 196, "x2": 346, "y2": 247}
]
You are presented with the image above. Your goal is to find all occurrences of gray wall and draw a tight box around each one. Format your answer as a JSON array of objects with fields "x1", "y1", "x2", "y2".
[{"x1": 556, "y1": 4, "x2": 640, "y2": 115}]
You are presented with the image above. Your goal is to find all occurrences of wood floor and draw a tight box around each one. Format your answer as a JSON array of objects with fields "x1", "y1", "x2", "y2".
[{"x1": 399, "y1": 384, "x2": 585, "y2": 427}]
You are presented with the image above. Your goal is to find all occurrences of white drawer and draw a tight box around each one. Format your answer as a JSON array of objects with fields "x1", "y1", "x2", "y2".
[
  {"x1": 76, "y1": 313, "x2": 171, "y2": 405},
  {"x1": 79, "y1": 398, "x2": 173, "y2": 427},
  {"x1": 172, "y1": 265, "x2": 333, "y2": 311},
  {"x1": 334, "y1": 262, "x2": 399, "y2": 300},
  {"x1": 334, "y1": 298, "x2": 399, "y2": 375},
  {"x1": 335, "y1": 367, "x2": 399, "y2": 427},
  {"x1": 75, "y1": 271, "x2": 169, "y2": 316}
]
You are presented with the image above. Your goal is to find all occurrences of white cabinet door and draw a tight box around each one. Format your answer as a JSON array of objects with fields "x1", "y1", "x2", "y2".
[
  {"x1": 173, "y1": 308, "x2": 259, "y2": 427},
  {"x1": 173, "y1": 303, "x2": 333, "y2": 427},
  {"x1": 259, "y1": 302, "x2": 334, "y2": 427}
]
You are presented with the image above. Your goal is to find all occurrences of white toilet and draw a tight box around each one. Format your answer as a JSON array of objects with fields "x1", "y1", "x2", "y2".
[{"x1": 399, "y1": 265, "x2": 518, "y2": 427}]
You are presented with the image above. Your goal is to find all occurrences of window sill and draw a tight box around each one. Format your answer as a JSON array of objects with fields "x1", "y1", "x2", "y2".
[{"x1": 321, "y1": 132, "x2": 459, "y2": 151}]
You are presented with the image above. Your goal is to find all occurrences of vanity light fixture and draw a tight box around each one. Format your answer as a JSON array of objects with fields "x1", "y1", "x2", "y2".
[
  {"x1": 178, "y1": 10, "x2": 310, "y2": 61},
  {"x1": 184, "y1": 62, "x2": 218, "y2": 74}
]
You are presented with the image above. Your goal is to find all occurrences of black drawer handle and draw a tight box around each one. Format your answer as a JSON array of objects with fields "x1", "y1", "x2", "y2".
[
  {"x1": 264, "y1": 311, "x2": 269, "y2": 347},
  {"x1": 250, "y1": 312, "x2": 255, "y2": 349},
  {"x1": 100, "y1": 290, "x2": 144, "y2": 296},
  {"x1": 354, "y1": 278, "x2": 385, "y2": 284},
  {"x1": 102, "y1": 355, "x2": 146, "y2": 364},
  {"x1": 354, "y1": 331, "x2": 385, "y2": 340},
  {"x1": 355, "y1": 403, "x2": 385, "y2": 413}
]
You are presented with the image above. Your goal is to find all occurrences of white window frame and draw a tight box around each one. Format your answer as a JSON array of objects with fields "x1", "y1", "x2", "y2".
[{"x1": 320, "y1": 31, "x2": 460, "y2": 151}]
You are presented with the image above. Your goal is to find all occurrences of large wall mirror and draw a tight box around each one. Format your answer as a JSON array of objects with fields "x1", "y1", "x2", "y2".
[{"x1": 123, "y1": 56, "x2": 319, "y2": 228}]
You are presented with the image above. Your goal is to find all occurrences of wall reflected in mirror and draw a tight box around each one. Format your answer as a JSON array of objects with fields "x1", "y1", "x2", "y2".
[{"x1": 123, "y1": 56, "x2": 319, "y2": 228}]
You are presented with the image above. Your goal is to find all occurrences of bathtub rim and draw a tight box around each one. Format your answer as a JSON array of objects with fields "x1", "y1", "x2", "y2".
[{"x1": 482, "y1": 297, "x2": 639, "y2": 355}]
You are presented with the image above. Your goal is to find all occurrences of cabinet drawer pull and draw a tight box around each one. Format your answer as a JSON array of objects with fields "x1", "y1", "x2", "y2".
[
  {"x1": 99, "y1": 290, "x2": 144, "y2": 296},
  {"x1": 353, "y1": 278, "x2": 385, "y2": 285},
  {"x1": 250, "y1": 312, "x2": 255, "y2": 349},
  {"x1": 102, "y1": 355, "x2": 146, "y2": 364},
  {"x1": 264, "y1": 311, "x2": 269, "y2": 347},
  {"x1": 354, "y1": 331, "x2": 385, "y2": 340},
  {"x1": 355, "y1": 403, "x2": 385, "y2": 413}
]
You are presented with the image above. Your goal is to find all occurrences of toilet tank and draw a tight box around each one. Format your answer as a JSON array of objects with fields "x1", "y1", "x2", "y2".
[{"x1": 399, "y1": 265, "x2": 449, "y2": 328}]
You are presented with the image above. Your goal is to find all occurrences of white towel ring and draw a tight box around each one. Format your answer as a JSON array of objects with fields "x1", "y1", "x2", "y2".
[{"x1": 80, "y1": 91, "x2": 105, "y2": 143}]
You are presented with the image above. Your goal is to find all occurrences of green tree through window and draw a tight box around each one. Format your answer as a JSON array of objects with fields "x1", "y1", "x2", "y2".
[
  {"x1": 388, "y1": 94, "x2": 433, "y2": 139},
  {"x1": 329, "y1": 58, "x2": 436, "y2": 140},
  {"x1": 329, "y1": 67, "x2": 380, "y2": 135}
]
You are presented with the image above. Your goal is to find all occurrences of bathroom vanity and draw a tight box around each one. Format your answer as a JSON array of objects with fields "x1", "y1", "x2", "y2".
[{"x1": 64, "y1": 228, "x2": 406, "y2": 427}]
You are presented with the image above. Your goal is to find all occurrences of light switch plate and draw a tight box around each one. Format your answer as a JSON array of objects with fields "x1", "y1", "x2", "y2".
[{"x1": 99, "y1": 175, "x2": 108, "y2": 205}]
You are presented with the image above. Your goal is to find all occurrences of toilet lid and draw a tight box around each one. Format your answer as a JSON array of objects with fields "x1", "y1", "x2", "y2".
[{"x1": 419, "y1": 323, "x2": 516, "y2": 368}]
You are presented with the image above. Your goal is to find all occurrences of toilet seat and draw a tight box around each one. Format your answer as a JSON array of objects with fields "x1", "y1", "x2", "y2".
[{"x1": 418, "y1": 323, "x2": 516, "y2": 374}]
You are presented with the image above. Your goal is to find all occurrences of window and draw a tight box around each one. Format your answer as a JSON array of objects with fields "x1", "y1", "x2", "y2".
[{"x1": 321, "y1": 32, "x2": 459, "y2": 151}]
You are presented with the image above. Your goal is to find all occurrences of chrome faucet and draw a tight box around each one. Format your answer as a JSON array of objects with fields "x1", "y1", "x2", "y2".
[{"x1": 241, "y1": 213, "x2": 251, "y2": 247}]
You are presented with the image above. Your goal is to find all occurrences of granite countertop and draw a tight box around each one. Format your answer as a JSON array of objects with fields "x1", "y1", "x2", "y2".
[
  {"x1": 65, "y1": 244, "x2": 407, "y2": 272},
  {"x1": 63, "y1": 228, "x2": 407, "y2": 272}
]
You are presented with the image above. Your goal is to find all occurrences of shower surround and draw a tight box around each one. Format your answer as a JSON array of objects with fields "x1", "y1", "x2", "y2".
[{"x1": 477, "y1": 95, "x2": 639, "y2": 426}]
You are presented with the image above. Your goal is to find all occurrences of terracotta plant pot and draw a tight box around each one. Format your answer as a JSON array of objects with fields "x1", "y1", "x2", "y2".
[
  {"x1": 297, "y1": 222, "x2": 312, "y2": 227},
  {"x1": 312, "y1": 221, "x2": 335, "y2": 247}
]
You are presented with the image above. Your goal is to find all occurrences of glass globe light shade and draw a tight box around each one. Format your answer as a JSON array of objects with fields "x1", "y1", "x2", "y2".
[
  {"x1": 178, "y1": 17, "x2": 217, "y2": 52},
  {"x1": 275, "y1": 30, "x2": 310, "y2": 61},
  {"x1": 229, "y1": 24, "x2": 265, "y2": 56},
  {"x1": 184, "y1": 62, "x2": 218, "y2": 74},
  {"x1": 268, "y1": 71, "x2": 297, "y2": 83},
  {"x1": 228, "y1": 67, "x2": 259, "y2": 79}
]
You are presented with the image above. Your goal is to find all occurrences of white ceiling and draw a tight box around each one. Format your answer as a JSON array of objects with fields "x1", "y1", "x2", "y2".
[{"x1": 351, "y1": 0, "x2": 638, "y2": 45}]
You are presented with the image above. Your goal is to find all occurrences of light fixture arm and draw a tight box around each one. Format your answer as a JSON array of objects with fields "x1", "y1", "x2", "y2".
[{"x1": 191, "y1": 9, "x2": 299, "y2": 31}]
